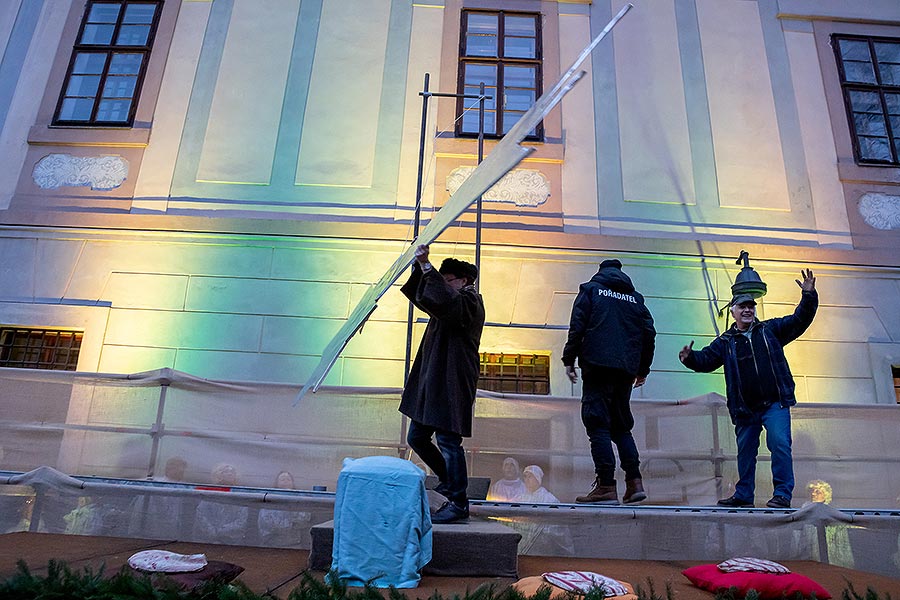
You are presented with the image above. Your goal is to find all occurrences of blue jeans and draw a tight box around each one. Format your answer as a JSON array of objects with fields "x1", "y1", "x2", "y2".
[
  {"x1": 407, "y1": 420, "x2": 468, "y2": 506},
  {"x1": 581, "y1": 365, "x2": 641, "y2": 486},
  {"x1": 734, "y1": 403, "x2": 794, "y2": 502}
]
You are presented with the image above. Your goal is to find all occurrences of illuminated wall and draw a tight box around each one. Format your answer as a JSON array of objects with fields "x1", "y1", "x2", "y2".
[{"x1": 0, "y1": 0, "x2": 897, "y2": 409}]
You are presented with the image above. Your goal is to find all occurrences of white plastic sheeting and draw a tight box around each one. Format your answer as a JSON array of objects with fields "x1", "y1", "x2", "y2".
[
  {"x1": 1, "y1": 367, "x2": 900, "y2": 577},
  {"x1": 2, "y1": 367, "x2": 900, "y2": 507}
]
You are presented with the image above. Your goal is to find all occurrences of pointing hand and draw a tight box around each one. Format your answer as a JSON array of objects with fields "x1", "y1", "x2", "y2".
[{"x1": 678, "y1": 340, "x2": 694, "y2": 363}]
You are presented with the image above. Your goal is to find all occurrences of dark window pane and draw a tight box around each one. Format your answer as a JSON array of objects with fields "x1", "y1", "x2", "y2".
[
  {"x1": 858, "y1": 135, "x2": 892, "y2": 161},
  {"x1": 58, "y1": 97, "x2": 95, "y2": 121},
  {"x1": 891, "y1": 116, "x2": 900, "y2": 136},
  {"x1": 123, "y1": 3, "x2": 157, "y2": 23},
  {"x1": 80, "y1": 23, "x2": 115, "y2": 45},
  {"x1": 109, "y1": 52, "x2": 143, "y2": 74},
  {"x1": 65, "y1": 75, "x2": 101, "y2": 97},
  {"x1": 88, "y1": 3, "x2": 121, "y2": 23},
  {"x1": 102, "y1": 75, "x2": 137, "y2": 98},
  {"x1": 839, "y1": 39, "x2": 872, "y2": 62},
  {"x1": 504, "y1": 37, "x2": 536, "y2": 59},
  {"x1": 888, "y1": 93, "x2": 900, "y2": 114},
  {"x1": 505, "y1": 88, "x2": 535, "y2": 112},
  {"x1": 849, "y1": 89, "x2": 883, "y2": 113},
  {"x1": 116, "y1": 24, "x2": 150, "y2": 46},
  {"x1": 504, "y1": 15, "x2": 535, "y2": 37},
  {"x1": 504, "y1": 65, "x2": 536, "y2": 89},
  {"x1": 853, "y1": 112, "x2": 887, "y2": 136},
  {"x1": 844, "y1": 60, "x2": 877, "y2": 83},
  {"x1": 95, "y1": 98, "x2": 132, "y2": 121},
  {"x1": 73, "y1": 52, "x2": 107, "y2": 74},
  {"x1": 466, "y1": 34, "x2": 498, "y2": 57},
  {"x1": 874, "y1": 41, "x2": 900, "y2": 64},
  {"x1": 879, "y1": 63, "x2": 900, "y2": 86}
]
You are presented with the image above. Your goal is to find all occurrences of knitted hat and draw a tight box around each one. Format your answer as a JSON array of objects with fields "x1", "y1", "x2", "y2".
[{"x1": 599, "y1": 259, "x2": 622, "y2": 270}]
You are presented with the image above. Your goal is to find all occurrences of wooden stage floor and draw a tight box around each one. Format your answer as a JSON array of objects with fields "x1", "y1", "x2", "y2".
[{"x1": 2, "y1": 532, "x2": 899, "y2": 599}]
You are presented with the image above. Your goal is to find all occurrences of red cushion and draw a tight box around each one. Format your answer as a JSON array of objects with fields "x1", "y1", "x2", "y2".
[{"x1": 682, "y1": 564, "x2": 831, "y2": 599}]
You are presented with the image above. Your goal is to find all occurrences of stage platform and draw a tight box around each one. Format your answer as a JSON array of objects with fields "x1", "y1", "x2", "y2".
[
  {"x1": 309, "y1": 517, "x2": 521, "y2": 577},
  {"x1": 2, "y1": 532, "x2": 900, "y2": 599}
]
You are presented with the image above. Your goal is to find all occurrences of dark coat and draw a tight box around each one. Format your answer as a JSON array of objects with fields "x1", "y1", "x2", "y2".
[
  {"x1": 400, "y1": 263, "x2": 485, "y2": 437},
  {"x1": 562, "y1": 266, "x2": 656, "y2": 377},
  {"x1": 682, "y1": 290, "x2": 818, "y2": 424}
]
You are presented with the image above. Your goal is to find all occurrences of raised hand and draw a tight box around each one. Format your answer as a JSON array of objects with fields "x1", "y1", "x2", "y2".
[
  {"x1": 678, "y1": 340, "x2": 694, "y2": 363},
  {"x1": 796, "y1": 268, "x2": 815, "y2": 292},
  {"x1": 414, "y1": 244, "x2": 430, "y2": 265}
]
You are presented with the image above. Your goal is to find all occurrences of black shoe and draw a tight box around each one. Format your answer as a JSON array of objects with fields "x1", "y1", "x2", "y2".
[
  {"x1": 717, "y1": 495, "x2": 754, "y2": 508},
  {"x1": 766, "y1": 495, "x2": 791, "y2": 509},
  {"x1": 432, "y1": 501, "x2": 469, "y2": 524}
]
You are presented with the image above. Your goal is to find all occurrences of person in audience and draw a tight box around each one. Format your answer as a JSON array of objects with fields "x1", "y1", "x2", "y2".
[
  {"x1": 487, "y1": 457, "x2": 527, "y2": 502},
  {"x1": 680, "y1": 269, "x2": 818, "y2": 509},
  {"x1": 796, "y1": 479, "x2": 854, "y2": 568},
  {"x1": 129, "y1": 456, "x2": 190, "y2": 539},
  {"x1": 159, "y1": 456, "x2": 187, "y2": 482},
  {"x1": 63, "y1": 496, "x2": 102, "y2": 535},
  {"x1": 258, "y1": 470, "x2": 310, "y2": 547},
  {"x1": 517, "y1": 465, "x2": 559, "y2": 503},
  {"x1": 400, "y1": 244, "x2": 485, "y2": 524},
  {"x1": 803, "y1": 479, "x2": 832, "y2": 506},
  {"x1": 192, "y1": 463, "x2": 249, "y2": 544},
  {"x1": 507, "y1": 465, "x2": 575, "y2": 556}
]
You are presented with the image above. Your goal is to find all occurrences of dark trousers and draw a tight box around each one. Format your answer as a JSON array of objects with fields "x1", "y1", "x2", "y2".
[
  {"x1": 407, "y1": 420, "x2": 468, "y2": 506},
  {"x1": 581, "y1": 365, "x2": 641, "y2": 486},
  {"x1": 734, "y1": 403, "x2": 794, "y2": 502}
]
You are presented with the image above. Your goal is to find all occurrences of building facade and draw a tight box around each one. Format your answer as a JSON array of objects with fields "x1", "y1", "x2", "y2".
[{"x1": 0, "y1": 0, "x2": 898, "y2": 408}]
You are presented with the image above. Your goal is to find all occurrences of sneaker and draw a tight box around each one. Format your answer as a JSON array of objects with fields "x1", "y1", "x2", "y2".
[
  {"x1": 623, "y1": 478, "x2": 647, "y2": 504},
  {"x1": 766, "y1": 495, "x2": 791, "y2": 509},
  {"x1": 717, "y1": 495, "x2": 754, "y2": 508},
  {"x1": 575, "y1": 479, "x2": 619, "y2": 505},
  {"x1": 432, "y1": 501, "x2": 469, "y2": 524}
]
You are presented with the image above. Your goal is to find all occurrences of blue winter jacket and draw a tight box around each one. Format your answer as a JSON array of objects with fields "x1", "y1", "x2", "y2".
[{"x1": 682, "y1": 290, "x2": 818, "y2": 423}]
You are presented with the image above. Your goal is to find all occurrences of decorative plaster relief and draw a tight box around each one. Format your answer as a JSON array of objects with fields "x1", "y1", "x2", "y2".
[
  {"x1": 33, "y1": 154, "x2": 129, "y2": 191},
  {"x1": 446, "y1": 167, "x2": 550, "y2": 207},
  {"x1": 858, "y1": 192, "x2": 900, "y2": 231}
]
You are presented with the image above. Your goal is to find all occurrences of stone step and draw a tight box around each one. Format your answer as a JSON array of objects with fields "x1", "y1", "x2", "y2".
[{"x1": 309, "y1": 517, "x2": 520, "y2": 578}]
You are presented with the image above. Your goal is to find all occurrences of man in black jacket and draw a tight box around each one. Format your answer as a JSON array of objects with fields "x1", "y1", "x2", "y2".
[
  {"x1": 563, "y1": 259, "x2": 656, "y2": 504},
  {"x1": 679, "y1": 269, "x2": 817, "y2": 509},
  {"x1": 401, "y1": 244, "x2": 485, "y2": 523}
]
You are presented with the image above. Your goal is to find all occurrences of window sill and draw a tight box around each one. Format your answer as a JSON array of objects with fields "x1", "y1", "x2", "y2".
[
  {"x1": 28, "y1": 124, "x2": 151, "y2": 148},
  {"x1": 836, "y1": 158, "x2": 900, "y2": 185},
  {"x1": 434, "y1": 134, "x2": 563, "y2": 162}
]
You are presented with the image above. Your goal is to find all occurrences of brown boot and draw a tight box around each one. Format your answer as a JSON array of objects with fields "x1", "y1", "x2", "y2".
[
  {"x1": 575, "y1": 479, "x2": 619, "y2": 504},
  {"x1": 623, "y1": 478, "x2": 646, "y2": 504}
]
